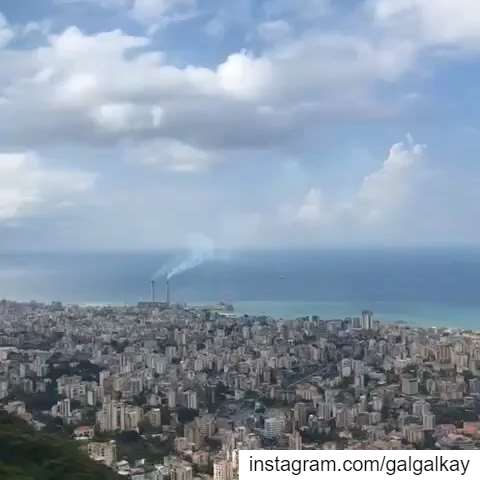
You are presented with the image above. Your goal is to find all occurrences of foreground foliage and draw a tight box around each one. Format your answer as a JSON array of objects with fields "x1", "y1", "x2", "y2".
[{"x1": 0, "y1": 412, "x2": 118, "y2": 480}]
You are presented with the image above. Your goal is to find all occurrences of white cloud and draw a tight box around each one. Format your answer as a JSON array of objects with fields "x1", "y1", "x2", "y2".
[
  {"x1": 132, "y1": 139, "x2": 217, "y2": 172},
  {"x1": 91, "y1": 102, "x2": 164, "y2": 132},
  {"x1": 217, "y1": 51, "x2": 274, "y2": 100},
  {"x1": 0, "y1": 25, "x2": 416, "y2": 164},
  {"x1": 356, "y1": 135, "x2": 426, "y2": 222},
  {"x1": 21, "y1": 20, "x2": 53, "y2": 38},
  {"x1": 0, "y1": 1, "x2": 478, "y2": 250},
  {"x1": 57, "y1": 0, "x2": 198, "y2": 29},
  {"x1": 285, "y1": 136, "x2": 427, "y2": 228},
  {"x1": 130, "y1": 0, "x2": 196, "y2": 25},
  {"x1": 296, "y1": 188, "x2": 327, "y2": 225},
  {"x1": 0, "y1": 13, "x2": 14, "y2": 48},
  {"x1": 0, "y1": 152, "x2": 95, "y2": 221},
  {"x1": 372, "y1": 0, "x2": 480, "y2": 50},
  {"x1": 91, "y1": 103, "x2": 136, "y2": 132}
]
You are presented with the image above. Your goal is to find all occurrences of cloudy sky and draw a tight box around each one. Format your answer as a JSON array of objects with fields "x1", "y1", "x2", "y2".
[{"x1": 1, "y1": 0, "x2": 480, "y2": 251}]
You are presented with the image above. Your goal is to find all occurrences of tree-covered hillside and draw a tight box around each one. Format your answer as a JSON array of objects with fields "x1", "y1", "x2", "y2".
[{"x1": 0, "y1": 412, "x2": 118, "y2": 480}]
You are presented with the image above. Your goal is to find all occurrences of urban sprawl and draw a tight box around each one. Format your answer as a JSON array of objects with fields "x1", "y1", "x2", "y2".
[{"x1": 1, "y1": 299, "x2": 479, "y2": 479}]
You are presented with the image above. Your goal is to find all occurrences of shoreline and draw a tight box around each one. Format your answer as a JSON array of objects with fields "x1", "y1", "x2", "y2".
[{"x1": 10, "y1": 298, "x2": 480, "y2": 331}]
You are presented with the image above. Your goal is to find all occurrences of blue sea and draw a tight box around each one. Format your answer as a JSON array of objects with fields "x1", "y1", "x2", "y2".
[{"x1": 1, "y1": 248, "x2": 480, "y2": 329}]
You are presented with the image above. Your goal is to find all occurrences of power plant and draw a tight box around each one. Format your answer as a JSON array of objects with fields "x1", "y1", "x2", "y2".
[
  {"x1": 146, "y1": 242, "x2": 212, "y2": 308},
  {"x1": 140, "y1": 278, "x2": 171, "y2": 308}
]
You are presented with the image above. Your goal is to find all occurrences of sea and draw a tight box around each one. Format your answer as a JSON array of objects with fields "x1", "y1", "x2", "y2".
[{"x1": 1, "y1": 248, "x2": 480, "y2": 330}]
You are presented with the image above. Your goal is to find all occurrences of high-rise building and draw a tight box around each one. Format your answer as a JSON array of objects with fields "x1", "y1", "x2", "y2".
[
  {"x1": 287, "y1": 430, "x2": 303, "y2": 450},
  {"x1": 404, "y1": 424, "x2": 424, "y2": 445},
  {"x1": 469, "y1": 378, "x2": 480, "y2": 394},
  {"x1": 294, "y1": 402, "x2": 308, "y2": 427},
  {"x1": 436, "y1": 344, "x2": 451, "y2": 363},
  {"x1": 198, "y1": 414, "x2": 216, "y2": 438},
  {"x1": 362, "y1": 311, "x2": 373, "y2": 330},
  {"x1": 264, "y1": 417, "x2": 285, "y2": 439},
  {"x1": 335, "y1": 404, "x2": 353, "y2": 429},
  {"x1": 168, "y1": 389, "x2": 177, "y2": 409},
  {"x1": 185, "y1": 390, "x2": 198, "y2": 410},
  {"x1": 423, "y1": 413, "x2": 436, "y2": 430},
  {"x1": 145, "y1": 408, "x2": 162, "y2": 428},
  {"x1": 96, "y1": 399, "x2": 143, "y2": 432},
  {"x1": 317, "y1": 402, "x2": 333, "y2": 420},
  {"x1": 52, "y1": 398, "x2": 71, "y2": 419},
  {"x1": 402, "y1": 377, "x2": 419, "y2": 395},
  {"x1": 412, "y1": 400, "x2": 429, "y2": 417},
  {"x1": 214, "y1": 458, "x2": 233, "y2": 480},
  {"x1": 172, "y1": 463, "x2": 193, "y2": 480}
]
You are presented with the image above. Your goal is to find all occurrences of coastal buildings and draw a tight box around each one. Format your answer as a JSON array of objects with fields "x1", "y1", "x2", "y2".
[{"x1": 1, "y1": 300, "x2": 480, "y2": 478}]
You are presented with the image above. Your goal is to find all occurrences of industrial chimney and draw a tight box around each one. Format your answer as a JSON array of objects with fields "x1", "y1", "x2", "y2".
[
  {"x1": 166, "y1": 279, "x2": 171, "y2": 305},
  {"x1": 151, "y1": 280, "x2": 156, "y2": 303}
]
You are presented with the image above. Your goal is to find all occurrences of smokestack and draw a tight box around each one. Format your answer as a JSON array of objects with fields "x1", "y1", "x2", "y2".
[
  {"x1": 166, "y1": 279, "x2": 171, "y2": 305},
  {"x1": 151, "y1": 280, "x2": 156, "y2": 303}
]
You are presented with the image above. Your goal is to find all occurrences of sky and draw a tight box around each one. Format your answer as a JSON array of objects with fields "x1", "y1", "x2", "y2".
[{"x1": 1, "y1": 0, "x2": 480, "y2": 251}]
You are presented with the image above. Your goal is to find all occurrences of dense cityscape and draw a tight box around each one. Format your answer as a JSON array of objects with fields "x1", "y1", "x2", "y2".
[{"x1": 1, "y1": 296, "x2": 480, "y2": 479}]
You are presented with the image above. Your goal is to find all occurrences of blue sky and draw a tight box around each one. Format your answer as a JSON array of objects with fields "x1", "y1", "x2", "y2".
[{"x1": 1, "y1": 0, "x2": 480, "y2": 251}]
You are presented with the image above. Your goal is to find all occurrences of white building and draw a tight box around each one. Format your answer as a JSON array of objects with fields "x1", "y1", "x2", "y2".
[
  {"x1": 214, "y1": 458, "x2": 233, "y2": 480},
  {"x1": 87, "y1": 441, "x2": 117, "y2": 467},
  {"x1": 264, "y1": 417, "x2": 285, "y2": 439}
]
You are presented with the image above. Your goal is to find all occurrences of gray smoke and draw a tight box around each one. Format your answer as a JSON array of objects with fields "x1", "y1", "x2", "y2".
[{"x1": 153, "y1": 233, "x2": 215, "y2": 281}]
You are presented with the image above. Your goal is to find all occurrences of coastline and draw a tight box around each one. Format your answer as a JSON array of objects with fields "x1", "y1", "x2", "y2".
[
  {"x1": 21, "y1": 298, "x2": 480, "y2": 330},
  {"x1": 8, "y1": 296, "x2": 480, "y2": 331},
  {"x1": 230, "y1": 300, "x2": 480, "y2": 330}
]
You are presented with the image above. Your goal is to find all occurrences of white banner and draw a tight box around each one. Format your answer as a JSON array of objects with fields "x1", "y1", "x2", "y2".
[{"x1": 239, "y1": 450, "x2": 475, "y2": 480}]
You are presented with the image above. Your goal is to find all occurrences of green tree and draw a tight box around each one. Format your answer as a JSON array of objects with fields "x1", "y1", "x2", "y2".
[{"x1": 0, "y1": 412, "x2": 118, "y2": 480}]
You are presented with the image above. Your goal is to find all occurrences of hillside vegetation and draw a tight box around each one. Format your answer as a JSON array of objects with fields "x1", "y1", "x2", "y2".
[{"x1": 0, "y1": 412, "x2": 118, "y2": 480}]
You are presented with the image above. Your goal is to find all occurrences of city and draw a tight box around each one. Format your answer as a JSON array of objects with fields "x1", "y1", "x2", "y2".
[{"x1": 1, "y1": 298, "x2": 480, "y2": 479}]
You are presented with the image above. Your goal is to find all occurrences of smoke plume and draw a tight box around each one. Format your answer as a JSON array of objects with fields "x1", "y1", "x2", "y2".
[{"x1": 153, "y1": 233, "x2": 215, "y2": 280}]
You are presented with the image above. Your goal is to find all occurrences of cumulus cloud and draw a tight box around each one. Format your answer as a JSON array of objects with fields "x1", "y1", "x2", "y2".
[
  {"x1": 0, "y1": 24, "x2": 418, "y2": 164},
  {"x1": 217, "y1": 51, "x2": 274, "y2": 100},
  {"x1": 356, "y1": 135, "x2": 426, "y2": 222},
  {"x1": 0, "y1": 1, "x2": 478, "y2": 250},
  {"x1": 0, "y1": 152, "x2": 95, "y2": 222},
  {"x1": 285, "y1": 136, "x2": 427, "y2": 228}
]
